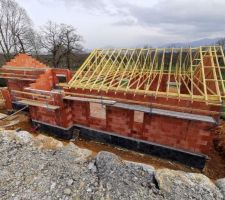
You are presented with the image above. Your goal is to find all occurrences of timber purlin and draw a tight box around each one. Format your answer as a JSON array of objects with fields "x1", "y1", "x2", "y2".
[{"x1": 0, "y1": 47, "x2": 225, "y2": 169}]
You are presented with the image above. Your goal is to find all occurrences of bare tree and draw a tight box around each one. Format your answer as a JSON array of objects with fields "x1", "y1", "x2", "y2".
[
  {"x1": 40, "y1": 21, "x2": 64, "y2": 67},
  {"x1": 62, "y1": 25, "x2": 83, "y2": 69},
  {"x1": 217, "y1": 38, "x2": 225, "y2": 50},
  {"x1": 40, "y1": 21, "x2": 83, "y2": 68},
  {"x1": 0, "y1": 0, "x2": 36, "y2": 61},
  {"x1": 24, "y1": 29, "x2": 43, "y2": 58}
]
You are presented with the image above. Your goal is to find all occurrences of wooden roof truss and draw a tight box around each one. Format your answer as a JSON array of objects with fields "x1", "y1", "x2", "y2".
[{"x1": 68, "y1": 46, "x2": 225, "y2": 105}]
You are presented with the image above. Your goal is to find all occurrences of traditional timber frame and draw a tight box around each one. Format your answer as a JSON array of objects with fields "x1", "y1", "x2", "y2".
[{"x1": 69, "y1": 46, "x2": 225, "y2": 105}]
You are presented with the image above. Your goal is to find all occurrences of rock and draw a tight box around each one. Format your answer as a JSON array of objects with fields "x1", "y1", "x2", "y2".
[
  {"x1": 61, "y1": 142, "x2": 92, "y2": 162},
  {"x1": 67, "y1": 179, "x2": 74, "y2": 186},
  {"x1": 155, "y1": 169, "x2": 223, "y2": 200},
  {"x1": 88, "y1": 161, "x2": 97, "y2": 173},
  {"x1": 95, "y1": 151, "x2": 163, "y2": 200},
  {"x1": 35, "y1": 134, "x2": 64, "y2": 149},
  {"x1": 125, "y1": 160, "x2": 155, "y2": 175},
  {"x1": 50, "y1": 182, "x2": 56, "y2": 190},
  {"x1": 216, "y1": 178, "x2": 225, "y2": 198},
  {"x1": 0, "y1": 130, "x2": 97, "y2": 200},
  {"x1": 0, "y1": 130, "x2": 222, "y2": 200},
  {"x1": 15, "y1": 131, "x2": 33, "y2": 143},
  {"x1": 64, "y1": 188, "x2": 71, "y2": 195}
]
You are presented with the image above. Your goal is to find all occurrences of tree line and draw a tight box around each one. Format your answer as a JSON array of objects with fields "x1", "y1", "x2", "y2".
[
  {"x1": 1, "y1": 0, "x2": 225, "y2": 70},
  {"x1": 0, "y1": 0, "x2": 84, "y2": 69}
]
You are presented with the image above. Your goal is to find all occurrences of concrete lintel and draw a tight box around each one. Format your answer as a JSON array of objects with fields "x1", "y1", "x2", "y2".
[{"x1": 113, "y1": 103, "x2": 216, "y2": 124}]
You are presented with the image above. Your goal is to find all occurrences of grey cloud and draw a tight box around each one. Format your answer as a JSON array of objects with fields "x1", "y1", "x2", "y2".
[
  {"x1": 58, "y1": 0, "x2": 126, "y2": 15},
  {"x1": 113, "y1": 17, "x2": 137, "y2": 26},
  {"x1": 61, "y1": 0, "x2": 225, "y2": 30},
  {"x1": 61, "y1": 0, "x2": 105, "y2": 9},
  {"x1": 118, "y1": 0, "x2": 225, "y2": 36},
  {"x1": 35, "y1": 0, "x2": 225, "y2": 47},
  {"x1": 64, "y1": 0, "x2": 225, "y2": 38}
]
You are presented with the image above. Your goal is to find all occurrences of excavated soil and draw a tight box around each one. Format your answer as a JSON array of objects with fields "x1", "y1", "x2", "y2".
[{"x1": 1, "y1": 111, "x2": 225, "y2": 181}]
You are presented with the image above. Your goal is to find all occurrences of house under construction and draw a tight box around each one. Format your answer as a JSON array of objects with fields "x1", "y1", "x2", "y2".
[{"x1": 1, "y1": 46, "x2": 225, "y2": 169}]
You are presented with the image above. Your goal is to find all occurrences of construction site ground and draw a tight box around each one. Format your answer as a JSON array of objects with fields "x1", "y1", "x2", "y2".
[{"x1": 0, "y1": 110, "x2": 225, "y2": 181}]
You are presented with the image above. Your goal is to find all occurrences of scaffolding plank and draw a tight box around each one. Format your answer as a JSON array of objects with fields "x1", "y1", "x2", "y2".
[
  {"x1": 2, "y1": 66, "x2": 48, "y2": 71},
  {"x1": 18, "y1": 100, "x2": 59, "y2": 110},
  {"x1": 0, "y1": 76, "x2": 36, "y2": 81}
]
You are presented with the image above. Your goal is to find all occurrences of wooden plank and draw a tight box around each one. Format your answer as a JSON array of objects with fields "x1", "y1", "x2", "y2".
[
  {"x1": 18, "y1": 100, "x2": 59, "y2": 110},
  {"x1": 11, "y1": 90, "x2": 51, "y2": 99},
  {"x1": 2, "y1": 66, "x2": 48, "y2": 71},
  {"x1": 0, "y1": 76, "x2": 35, "y2": 81}
]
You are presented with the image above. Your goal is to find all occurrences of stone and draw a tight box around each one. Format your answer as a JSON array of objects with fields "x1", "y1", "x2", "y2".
[
  {"x1": 88, "y1": 162, "x2": 97, "y2": 173},
  {"x1": 216, "y1": 178, "x2": 225, "y2": 198},
  {"x1": 95, "y1": 151, "x2": 163, "y2": 200},
  {"x1": 64, "y1": 188, "x2": 71, "y2": 195},
  {"x1": 0, "y1": 130, "x2": 222, "y2": 200},
  {"x1": 67, "y1": 179, "x2": 74, "y2": 186},
  {"x1": 155, "y1": 169, "x2": 223, "y2": 200},
  {"x1": 50, "y1": 182, "x2": 56, "y2": 190}
]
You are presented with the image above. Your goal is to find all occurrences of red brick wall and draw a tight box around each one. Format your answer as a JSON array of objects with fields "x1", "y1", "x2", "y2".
[
  {"x1": 29, "y1": 106, "x2": 57, "y2": 125},
  {"x1": 28, "y1": 93, "x2": 73, "y2": 128},
  {"x1": 7, "y1": 80, "x2": 30, "y2": 91},
  {"x1": 57, "y1": 105, "x2": 73, "y2": 128},
  {"x1": 106, "y1": 107, "x2": 133, "y2": 137},
  {"x1": 71, "y1": 101, "x2": 89, "y2": 126},
  {"x1": 52, "y1": 69, "x2": 73, "y2": 85},
  {"x1": 1, "y1": 88, "x2": 12, "y2": 110},
  {"x1": 68, "y1": 88, "x2": 221, "y2": 118},
  {"x1": 30, "y1": 69, "x2": 54, "y2": 91},
  {"x1": 143, "y1": 115, "x2": 214, "y2": 154},
  {"x1": 27, "y1": 94, "x2": 215, "y2": 155}
]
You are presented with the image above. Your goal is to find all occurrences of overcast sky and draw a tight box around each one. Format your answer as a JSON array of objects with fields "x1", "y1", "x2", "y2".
[{"x1": 17, "y1": 0, "x2": 225, "y2": 49}]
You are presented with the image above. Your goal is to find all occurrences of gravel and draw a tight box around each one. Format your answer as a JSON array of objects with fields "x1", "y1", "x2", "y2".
[
  {"x1": 216, "y1": 178, "x2": 225, "y2": 198},
  {"x1": 0, "y1": 130, "x2": 224, "y2": 200},
  {"x1": 155, "y1": 169, "x2": 224, "y2": 200}
]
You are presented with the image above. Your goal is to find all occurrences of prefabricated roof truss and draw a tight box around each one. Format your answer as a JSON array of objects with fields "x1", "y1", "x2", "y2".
[{"x1": 68, "y1": 46, "x2": 225, "y2": 105}]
